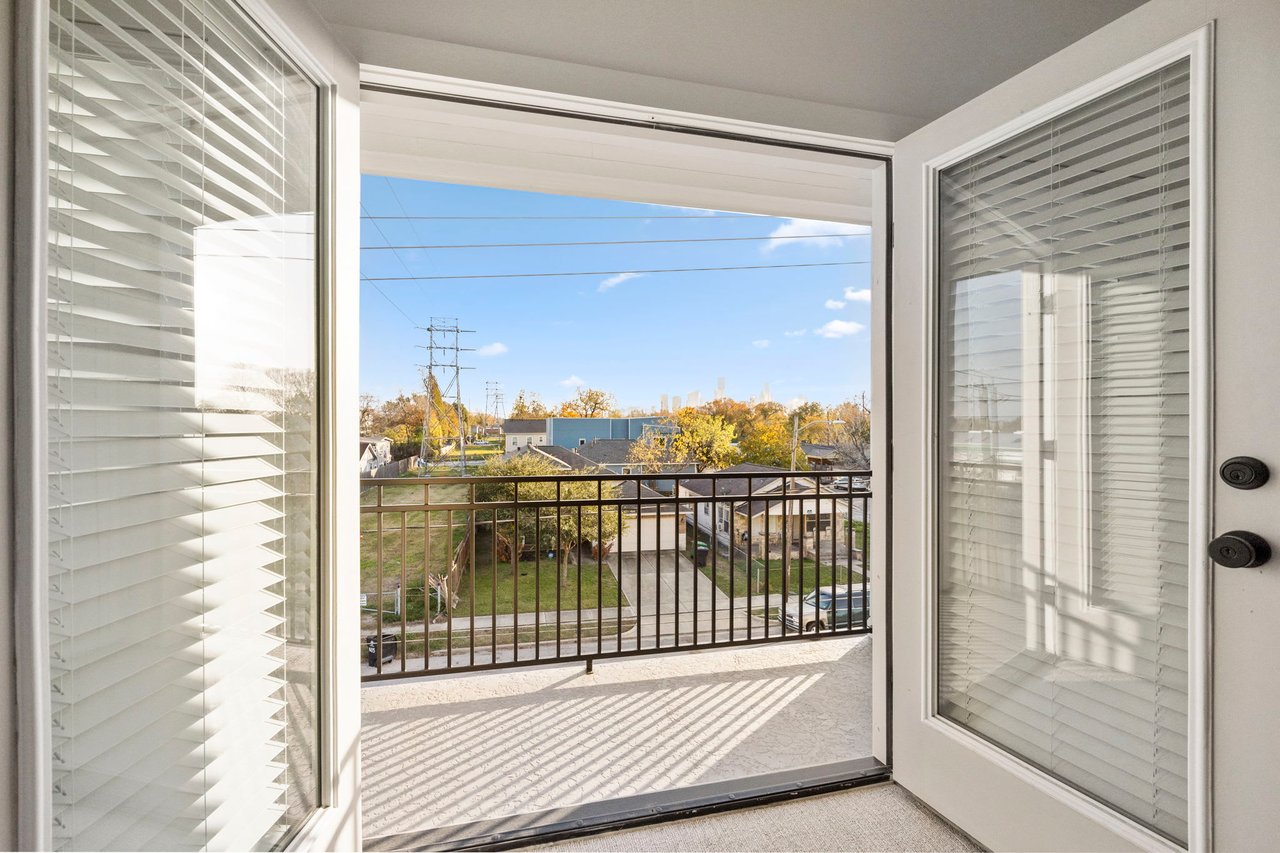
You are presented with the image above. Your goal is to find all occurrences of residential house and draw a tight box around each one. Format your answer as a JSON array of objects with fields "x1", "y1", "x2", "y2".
[
  {"x1": 546, "y1": 416, "x2": 669, "y2": 448},
  {"x1": 679, "y1": 463, "x2": 851, "y2": 553},
  {"x1": 576, "y1": 438, "x2": 695, "y2": 477},
  {"x1": 501, "y1": 417, "x2": 549, "y2": 453},
  {"x1": 7, "y1": 1, "x2": 1278, "y2": 851},
  {"x1": 359, "y1": 435, "x2": 392, "y2": 476},
  {"x1": 614, "y1": 481, "x2": 687, "y2": 554}
]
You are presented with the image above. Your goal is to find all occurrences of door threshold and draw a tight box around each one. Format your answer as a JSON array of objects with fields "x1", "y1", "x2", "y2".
[{"x1": 364, "y1": 757, "x2": 890, "y2": 851}]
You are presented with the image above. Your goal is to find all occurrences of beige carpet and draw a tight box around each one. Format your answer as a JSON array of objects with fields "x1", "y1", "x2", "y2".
[{"x1": 529, "y1": 783, "x2": 981, "y2": 852}]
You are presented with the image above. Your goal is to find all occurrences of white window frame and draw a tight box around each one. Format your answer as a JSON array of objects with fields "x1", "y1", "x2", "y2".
[
  {"x1": 10, "y1": 0, "x2": 362, "y2": 849},
  {"x1": 917, "y1": 27, "x2": 1213, "y2": 851}
]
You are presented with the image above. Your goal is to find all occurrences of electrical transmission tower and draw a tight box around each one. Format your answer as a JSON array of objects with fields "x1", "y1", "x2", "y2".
[
  {"x1": 485, "y1": 380, "x2": 506, "y2": 434},
  {"x1": 416, "y1": 318, "x2": 474, "y2": 470}
]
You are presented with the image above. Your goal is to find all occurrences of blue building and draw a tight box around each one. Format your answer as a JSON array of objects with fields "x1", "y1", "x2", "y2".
[{"x1": 545, "y1": 416, "x2": 668, "y2": 448}]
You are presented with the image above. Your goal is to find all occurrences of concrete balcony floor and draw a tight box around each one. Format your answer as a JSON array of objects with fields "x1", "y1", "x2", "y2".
[{"x1": 361, "y1": 636, "x2": 873, "y2": 842}]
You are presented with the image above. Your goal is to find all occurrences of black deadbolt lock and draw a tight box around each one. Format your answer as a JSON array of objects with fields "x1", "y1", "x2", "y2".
[
  {"x1": 1220, "y1": 456, "x2": 1269, "y2": 490},
  {"x1": 1208, "y1": 530, "x2": 1271, "y2": 568}
]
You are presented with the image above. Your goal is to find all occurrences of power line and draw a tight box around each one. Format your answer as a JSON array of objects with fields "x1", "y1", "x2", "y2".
[
  {"x1": 360, "y1": 232, "x2": 866, "y2": 250},
  {"x1": 361, "y1": 213, "x2": 758, "y2": 221},
  {"x1": 365, "y1": 260, "x2": 868, "y2": 282},
  {"x1": 361, "y1": 275, "x2": 417, "y2": 324}
]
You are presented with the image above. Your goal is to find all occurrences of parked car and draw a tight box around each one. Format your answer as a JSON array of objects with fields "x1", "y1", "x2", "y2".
[{"x1": 779, "y1": 586, "x2": 869, "y2": 632}]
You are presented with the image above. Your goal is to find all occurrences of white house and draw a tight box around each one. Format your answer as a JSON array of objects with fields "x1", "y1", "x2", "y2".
[
  {"x1": 501, "y1": 417, "x2": 549, "y2": 453},
  {"x1": 358, "y1": 435, "x2": 392, "y2": 475}
]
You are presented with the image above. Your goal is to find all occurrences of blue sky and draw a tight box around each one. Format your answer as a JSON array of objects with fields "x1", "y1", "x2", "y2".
[{"x1": 360, "y1": 175, "x2": 872, "y2": 412}]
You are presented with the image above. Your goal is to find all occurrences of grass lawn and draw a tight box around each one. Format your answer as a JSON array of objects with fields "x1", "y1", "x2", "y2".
[
  {"x1": 439, "y1": 440, "x2": 503, "y2": 461},
  {"x1": 453, "y1": 532, "x2": 622, "y2": 618},
  {"x1": 359, "y1": 505, "x2": 469, "y2": 622},
  {"x1": 699, "y1": 554, "x2": 863, "y2": 598}
]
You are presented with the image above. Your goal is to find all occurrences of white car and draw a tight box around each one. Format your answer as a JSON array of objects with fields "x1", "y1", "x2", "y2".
[{"x1": 780, "y1": 585, "x2": 869, "y2": 632}]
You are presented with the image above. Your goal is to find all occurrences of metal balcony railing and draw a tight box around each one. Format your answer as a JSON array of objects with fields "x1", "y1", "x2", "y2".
[{"x1": 359, "y1": 470, "x2": 871, "y2": 680}]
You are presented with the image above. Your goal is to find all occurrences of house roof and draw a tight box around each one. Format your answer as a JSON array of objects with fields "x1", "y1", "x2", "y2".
[
  {"x1": 502, "y1": 418, "x2": 547, "y2": 434},
  {"x1": 800, "y1": 441, "x2": 839, "y2": 458},
  {"x1": 576, "y1": 439, "x2": 636, "y2": 465},
  {"x1": 359, "y1": 436, "x2": 386, "y2": 451},
  {"x1": 618, "y1": 480, "x2": 668, "y2": 515},
  {"x1": 530, "y1": 445, "x2": 598, "y2": 471},
  {"x1": 680, "y1": 462, "x2": 790, "y2": 497}
]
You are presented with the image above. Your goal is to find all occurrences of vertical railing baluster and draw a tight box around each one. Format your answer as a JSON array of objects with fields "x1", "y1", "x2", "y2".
[
  {"x1": 829, "y1": 489, "x2": 838, "y2": 635},
  {"x1": 400, "y1": 509, "x2": 408, "y2": 671},
  {"x1": 469, "y1": 482, "x2": 477, "y2": 669},
  {"x1": 535, "y1": 503, "x2": 542, "y2": 661},
  {"x1": 446, "y1": 507, "x2": 454, "y2": 667},
  {"x1": 781, "y1": 476, "x2": 790, "y2": 636},
  {"x1": 576, "y1": 502, "x2": 584, "y2": 657},
  {"x1": 710, "y1": 477, "x2": 717, "y2": 644},
  {"x1": 665, "y1": 478, "x2": 673, "y2": 650},
  {"x1": 375, "y1": 485, "x2": 384, "y2": 675},
  {"x1": 861, "y1": 487, "x2": 870, "y2": 631},
  {"x1": 596, "y1": 478, "x2": 604, "y2": 657},
  {"x1": 556, "y1": 479, "x2": 563, "y2": 659},
  {"x1": 728, "y1": 482, "x2": 736, "y2": 645},
  {"x1": 635, "y1": 475, "x2": 642, "y2": 651},
  {"x1": 491, "y1": 506, "x2": 498, "y2": 665},
  {"x1": 763, "y1": 492, "x2": 771, "y2": 641},
  {"x1": 747, "y1": 477, "x2": 754, "y2": 642},
  {"x1": 513, "y1": 482, "x2": 519, "y2": 663},
  {"x1": 426, "y1": 485, "x2": 433, "y2": 664}
]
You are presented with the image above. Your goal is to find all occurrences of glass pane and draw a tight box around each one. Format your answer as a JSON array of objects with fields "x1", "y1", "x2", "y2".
[
  {"x1": 936, "y1": 59, "x2": 1191, "y2": 843},
  {"x1": 46, "y1": 0, "x2": 320, "y2": 848}
]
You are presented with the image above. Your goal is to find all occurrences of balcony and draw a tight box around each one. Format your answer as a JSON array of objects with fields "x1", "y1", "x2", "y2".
[{"x1": 358, "y1": 470, "x2": 879, "y2": 848}]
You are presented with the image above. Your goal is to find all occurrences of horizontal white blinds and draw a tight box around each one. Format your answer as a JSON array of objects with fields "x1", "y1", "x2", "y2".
[
  {"x1": 936, "y1": 59, "x2": 1192, "y2": 844},
  {"x1": 47, "y1": 1, "x2": 319, "y2": 850}
]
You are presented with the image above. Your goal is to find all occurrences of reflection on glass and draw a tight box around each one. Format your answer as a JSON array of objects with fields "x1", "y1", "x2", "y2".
[
  {"x1": 936, "y1": 59, "x2": 1191, "y2": 843},
  {"x1": 46, "y1": 0, "x2": 319, "y2": 848}
]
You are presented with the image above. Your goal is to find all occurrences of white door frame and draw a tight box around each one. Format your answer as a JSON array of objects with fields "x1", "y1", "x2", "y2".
[
  {"x1": 354, "y1": 71, "x2": 898, "y2": 766},
  {"x1": 894, "y1": 20, "x2": 1213, "y2": 852}
]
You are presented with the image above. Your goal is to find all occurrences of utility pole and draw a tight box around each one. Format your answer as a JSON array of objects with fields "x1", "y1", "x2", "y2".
[{"x1": 416, "y1": 318, "x2": 474, "y2": 471}]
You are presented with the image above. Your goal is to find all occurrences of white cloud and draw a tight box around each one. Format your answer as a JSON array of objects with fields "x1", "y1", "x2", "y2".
[
  {"x1": 843, "y1": 287, "x2": 872, "y2": 303},
  {"x1": 476, "y1": 342, "x2": 508, "y2": 357},
  {"x1": 824, "y1": 298, "x2": 847, "y2": 310},
  {"x1": 559, "y1": 374, "x2": 585, "y2": 388},
  {"x1": 752, "y1": 339, "x2": 771, "y2": 349},
  {"x1": 598, "y1": 272, "x2": 644, "y2": 292},
  {"x1": 814, "y1": 319, "x2": 866, "y2": 339},
  {"x1": 762, "y1": 219, "x2": 869, "y2": 253},
  {"x1": 784, "y1": 329, "x2": 807, "y2": 337}
]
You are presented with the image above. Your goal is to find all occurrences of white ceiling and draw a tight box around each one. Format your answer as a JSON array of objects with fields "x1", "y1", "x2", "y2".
[{"x1": 311, "y1": 0, "x2": 1147, "y2": 136}]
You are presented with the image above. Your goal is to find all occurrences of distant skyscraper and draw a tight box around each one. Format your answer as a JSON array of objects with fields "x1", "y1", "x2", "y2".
[
  {"x1": 672, "y1": 395, "x2": 682, "y2": 411},
  {"x1": 716, "y1": 377, "x2": 726, "y2": 399},
  {"x1": 761, "y1": 382, "x2": 772, "y2": 403},
  {"x1": 660, "y1": 393, "x2": 669, "y2": 413},
  {"x1": 687, "y1": 390, "x2": 701, "y2": 407}
]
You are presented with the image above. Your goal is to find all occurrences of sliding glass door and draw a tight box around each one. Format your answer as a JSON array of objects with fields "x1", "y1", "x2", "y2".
[{"x1": 45, "y1": 0, "x2": 320, "y2": 848}]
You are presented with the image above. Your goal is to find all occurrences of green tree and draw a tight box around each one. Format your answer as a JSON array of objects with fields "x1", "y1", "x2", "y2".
[
  {"x1": 557, "y1": 386, "x2": 617, "y2": 418},
  {"x1": 738, "y1": 409, "x2": 809, "y2": 470},
  {"x1": 628, "y1": 409, "x2": 740, "y2": 472},
  {"x1": 509, "y1": 389, "x2": 550, "y2": 418},
  {"x1": 474, "y1": 454, "x2": 625, "y2": 582}
]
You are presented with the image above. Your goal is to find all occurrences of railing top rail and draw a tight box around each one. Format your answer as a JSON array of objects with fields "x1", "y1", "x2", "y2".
[{"x1": 359, "y1": 469, "x2": 873, "y2": 487}]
